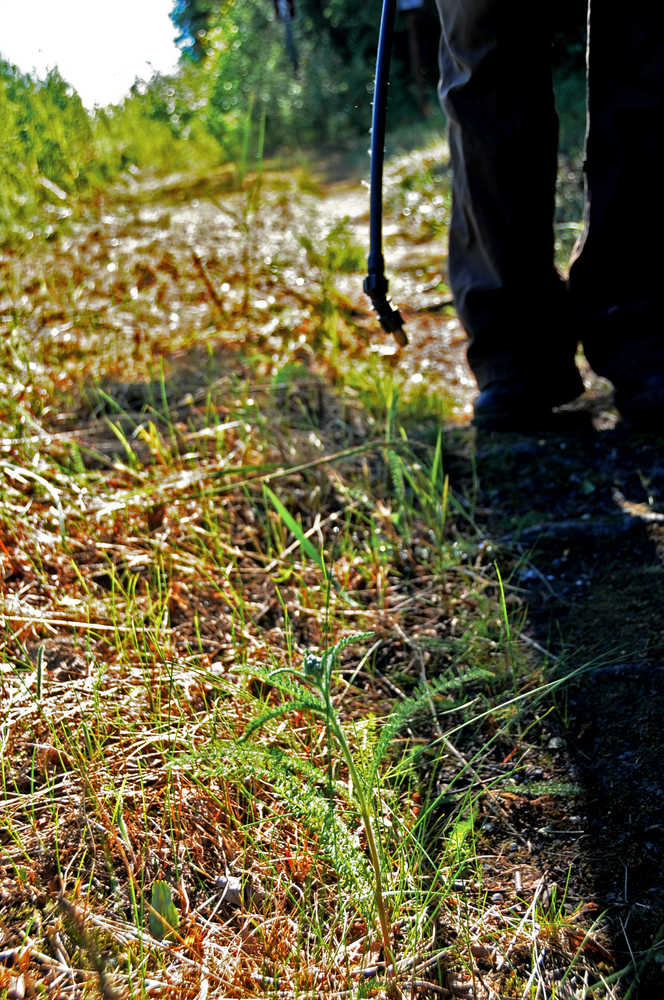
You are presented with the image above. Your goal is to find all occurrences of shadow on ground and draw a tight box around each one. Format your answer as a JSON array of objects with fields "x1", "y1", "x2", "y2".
[{"x1": 444, "y1": 397, "x2": 664, "y2": 995}]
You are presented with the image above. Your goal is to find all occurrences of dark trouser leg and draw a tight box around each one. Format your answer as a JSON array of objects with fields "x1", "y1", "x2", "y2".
[
  {"x1": 569, "y1": 4, "x2": 664, "y2": 381},
  {"x1": 435, "y1": 0, "x2": 582, "y2": 398}
]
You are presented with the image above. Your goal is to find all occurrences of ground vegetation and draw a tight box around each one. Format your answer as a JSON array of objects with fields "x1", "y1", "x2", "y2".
[{"x1": 2, "y1": 6, "x2": 661, "y2": 998}]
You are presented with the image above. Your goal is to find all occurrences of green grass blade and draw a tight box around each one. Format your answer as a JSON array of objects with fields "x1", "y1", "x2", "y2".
[{"x1": 264, "y1": 485, "x2": 327, "y2": 577}]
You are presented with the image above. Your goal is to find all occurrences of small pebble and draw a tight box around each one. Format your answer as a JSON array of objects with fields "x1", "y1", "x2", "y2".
[{"x1": 215, "y1": 874, "x2": 243, "y2": 907}]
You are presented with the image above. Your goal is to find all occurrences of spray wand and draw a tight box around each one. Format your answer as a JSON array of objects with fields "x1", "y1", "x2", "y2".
[{"x1": 364, "y1": 0, "x2": 408, "y2": 347}]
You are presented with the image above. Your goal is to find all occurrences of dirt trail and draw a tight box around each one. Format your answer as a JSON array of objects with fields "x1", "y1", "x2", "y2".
[{"x1": 4, "y1": 149, "x2": 663, "y2": 994}]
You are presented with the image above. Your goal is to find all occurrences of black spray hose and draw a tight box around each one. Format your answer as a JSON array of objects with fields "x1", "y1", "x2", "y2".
[{"x1": 364, "y1": 0, "x2": 408, "y2": 347}]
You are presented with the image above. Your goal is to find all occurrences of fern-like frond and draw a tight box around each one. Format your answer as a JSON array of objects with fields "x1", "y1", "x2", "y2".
[
  {"x1": 192, "y1": 741, "x2": 375, "y2": 912},
  {"x1": 239, "y1": 698, "x2": 323, "y2": 742},
  {"x1": 238, "y1": 663, "x2": 314, "y2": 702},
  {"x1": 371, "y1": 669, "x2": 493, "y2": 773},
  {"x1": 350, "y1": 714, "x2": 380, "y2": 786}
]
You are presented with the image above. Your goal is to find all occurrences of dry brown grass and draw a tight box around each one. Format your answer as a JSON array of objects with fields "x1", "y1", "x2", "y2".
[{"x1": 0, "y1": 165, "x2": 627, "y2": 999}]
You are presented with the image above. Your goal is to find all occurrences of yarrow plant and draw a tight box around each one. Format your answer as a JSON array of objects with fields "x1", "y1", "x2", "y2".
[{"x1": 240, "y1": 631, "x2": 398, "y2": 974}]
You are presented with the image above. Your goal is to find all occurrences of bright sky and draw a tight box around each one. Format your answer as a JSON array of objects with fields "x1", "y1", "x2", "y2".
[{"x1": 0, "y1": 0, "x2": 181, "y2": 108}]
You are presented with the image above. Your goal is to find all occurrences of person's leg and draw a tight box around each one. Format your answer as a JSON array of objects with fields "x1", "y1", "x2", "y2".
[
  {"x1": 435, "y1": 0, "x2": 583, "y2": 414},
  {"x1": 569, "y1": 3, "x2": 664, "y2": 420}
]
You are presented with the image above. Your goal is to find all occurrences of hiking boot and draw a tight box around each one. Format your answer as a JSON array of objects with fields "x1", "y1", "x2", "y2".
[
  {"x1": 472, "y1": 369, "x2": 585, "y2": 432},
  {"x1": 614, "y1": 372, "x2": 664, "y2": 430}
]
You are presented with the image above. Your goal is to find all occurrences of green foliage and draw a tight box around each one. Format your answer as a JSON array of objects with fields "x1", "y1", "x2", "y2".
[
  {"x1": 0, "y1": 60, "x2": 95, "y2": 240},
  {"x1": 241, "y1": 632, "x2": 398, "y2": 962},
  {"x1": 239, "y1": 631, "x2": 493, "y2": 971},
  {"x1": 369, "y1": 669, "x2": 493, "y2": 778},
  {"x1": 93, "y1": 66, "x2": 220, "y2": 178},
  {"x1": 208, "y1": 741, "x2": 376, "y2": 909},
  {"x1": 1, "y1": 61, "x2": 93, "y2": 189},
  {"x1": 205, "y1": 0, "x2": 416, "y2": 155},
  {"x1": 171, "y1": 0, "x2": 222, "y2": 59},
  {"x1": 173, "y1": 0, "x2": 586, "y2": 161},
  {"x1": 0, "y1": 75, "x2": 32, "y2": 232},
  {"x1": 0, "y1": 0, "x2": 435, "y2": 241},
  {"x1": 264, "y1": 485, "x2": 327, "y2": 578},
  {"x1": 0, "y1": 58, "x2": 220, "y2": 244},
  {"x1": 320, "y1": 218, "x2": 365, "y2": 275},
  {"x1": 148, "y1": 880, "x2": 180, "y2": 941}
]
